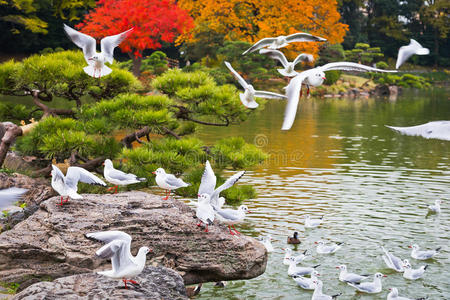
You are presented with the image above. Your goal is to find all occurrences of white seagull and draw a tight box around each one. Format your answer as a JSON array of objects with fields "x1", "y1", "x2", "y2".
[
  {"x1": 103, "y1": 159, "x2": 146, "y2": 194},
  {"x1": 196, "y1": 193, "x2": 215, "y2": 232},
  {"x1": 215, "y1": 205, "x2": 250, "y2": 235},
  {"x1": 260, "y1": 235, "x2": 274, "y2": 252},
  {"x1": 198, "y1": 160, "x2": 245, "y2": 209},
  {"x1": 283, "y1": 248, "x2": 309, "y2": 265},
  {"x1": 282, "y1": 62, "x2": 396, "y2": 130},
  {"x1": 387, "y1": 287, "x2": 428, "y2": 300},
  {"x1": 242, "y1": 32, "x2": 326, "y2": 55},
  {"x1": 395, "y1": 39, "x2": 429, "y2": 69},
  {"x1": 153, "y1": 168, "x2": 190, "y2": 200},
  {"x1": 402, "y1": 259, "x2": 428, "y2": 280},
  {"x1": 225, "y1": 61, "x2": 287, "y2": 108},
  {"x1": 315, "y1": 240, "x2": 342, "y2": 254},
  {"x1": 386, "y1": 121, "x2": 450, "y2": 141},
  {"x1": 428, "y1": 199, "x2": 442, "y2": 214},
  {"x1": 86, "y1": 230, "x2": 151, "y2": 289},
  {"x1": 51, "y1": 164, "x2": 106, "y2": 206},
  {"x1": 287, "y1": 259, "x2": 320, "y2": 276},
  {"x1": 259, "y1": 49, "x2": 314, "y2": 77},
  {"x1": 409, "y1": 244, "x2": 440, "y2": 260},
  {"x1": 304, "y1": 215, "x2": 323, "y2": 228},
  {"x1": 63, "y1": 24, "x2": 133, "y2": 78},
  {"x1": 336, "y1": 265, "x2": 370, "y2": 283},
  {"x1": 347, "y1": 273, "x2": 386, "y2": 294},
  {"x1": 312, "y1": 280, "x2": 342, "y2": 300},
  {"x1": 381, "y1": 246, "x2": 405, "y2": 272},
  {"x1": 292, "y1": 270, "x2": 320, "y2": 290}
]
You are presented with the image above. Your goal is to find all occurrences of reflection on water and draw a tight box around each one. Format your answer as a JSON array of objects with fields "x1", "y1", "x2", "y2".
[
  {"x1": 0, "y1": 187, "x2": 28, "y2": 209},
  {"x1": 193, "y1": 90, "x2": 449, "y2": 299}
]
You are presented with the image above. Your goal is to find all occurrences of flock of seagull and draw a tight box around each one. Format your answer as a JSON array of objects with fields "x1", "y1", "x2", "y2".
[{"x1": 1, "y1": 24, "x2": 443, "y2": 297}]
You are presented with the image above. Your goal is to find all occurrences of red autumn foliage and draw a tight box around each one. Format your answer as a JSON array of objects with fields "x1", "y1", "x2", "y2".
[{"x1": 76, "y1": 0, "x2": 194, "y2": 59}]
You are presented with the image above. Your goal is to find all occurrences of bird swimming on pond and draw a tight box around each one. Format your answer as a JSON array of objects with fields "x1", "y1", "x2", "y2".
[
  {"x1": 259, "y1": 49, "x2": 314, "y2": 77},
  {"x1": 153, "y1": 168, "x2": 190, "y2": 200},
  {"x1": 312, "y1": 280, "x2": 342, "y2": 300},
  {"x1": 225, "y1": 61, "x2": 287, "y2": 108},
  {"x1": 347, "y1": 273, "x2": 386, "y2": 294},
  {"x1": 260, "y1": 235, "x2": 274, "y2": 252},
  {"x1": 304, "y1": 215, "x2": 323, "y2": 228},
  {"x1": 51, "y1": 164, "x2": 106, "y2": 206},
  {"x1": 287, "y1": 259, "x2": 320, "y2": 277},
  {"x1": 186, "y1": 283, "x2": 202, "y2": 297},
  {"x1": 387, "y1": 287, "x2": 428, "y2": 300},
  {"x1": 402, "y1": 259, "x2": 428, "y2": 280},
  {"x1": 409, "y1": 244, "x2": 440, "y2": 260},
  {"x1": 63, "y1": 24, "x2": 133, "y2": 78},
  {"x1": 103, "y1": 159, "x2": 146, "y2": 194},
  {"x1": 336, "y1": 265, "x2": 370, "y2": 283},
  {"x1": 292, "y1": 270, "x2": 320, "y2": 290},
  {"x1": 315, "y1": 240, "x2": 342, "y2": 254},
  {"x1": 242, "y1": 32, "x2": 326, "y2": 55},
  {"x1": 287, "y1": 231, "x2": 301, "y2": 244},
  {"x1": 427, "y1": 199, "x2": 442, "y2": 214},
  {"x1": 381, "y1": 246, "x2": 405, "y2": 272},
  {"x1": 282, "y1": 248, "x2": 309, "y2": 265},
  {"x1": 86, "y1": 230, "x2": 151, "y2": 289}
]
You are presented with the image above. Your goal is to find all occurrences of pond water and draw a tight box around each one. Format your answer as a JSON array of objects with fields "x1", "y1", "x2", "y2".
[{"x1": 193, "y1": 89, "x2": 449, "y2": 299}]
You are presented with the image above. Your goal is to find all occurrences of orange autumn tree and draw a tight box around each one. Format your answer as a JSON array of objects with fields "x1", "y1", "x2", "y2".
[
  {"x1": 178, "y1": 0, "x2": 348, "y2": 61},
  {"x1": 77, "y1": 0, "x2": 193, "y2": 76}
]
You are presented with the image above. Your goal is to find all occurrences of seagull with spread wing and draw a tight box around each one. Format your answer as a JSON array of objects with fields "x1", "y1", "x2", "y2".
[
  {"x1": 198, "y1": 160, "x2": 245, "y2": 209},
  {"x1": 396, "y1": 39, "x2": 429, "y2": 69},
  {"x1": 63, "y1": 24, "x2": 133, "y2": 78},
  {"x1": 86, "y1": 230, "x2": 151, "y2": 289},
  {"x1": 51, "y1": 164, "x2": 106, "y2": 205},
  {"x1": 282, "y1": 62, "x2": 396, "y2": 130},
  {"x1": 242, "y1": 32, "x2": 326, "y2": 55},
  {"x1": 225, "y1": 61, "x2": 287, "y2": 108},
  {"x1": 259, "y1": 49, "x2": 314, "y2": 77}
]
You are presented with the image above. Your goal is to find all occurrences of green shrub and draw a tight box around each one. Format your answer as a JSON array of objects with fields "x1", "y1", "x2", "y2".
[
  {"x1": 317, "y1": 44, "x2": 345, "y2": 65},
  {"x1": 324, "y1": 70, "x2": 342, "y2": 85},
  {"x1": 376, "y1": 61, "x2": 389, "y2": 69}
]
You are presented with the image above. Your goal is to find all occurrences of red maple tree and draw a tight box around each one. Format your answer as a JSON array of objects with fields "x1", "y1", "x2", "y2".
[{"x1": 77, "y1": 0, "x2": 194, "y2": 76}]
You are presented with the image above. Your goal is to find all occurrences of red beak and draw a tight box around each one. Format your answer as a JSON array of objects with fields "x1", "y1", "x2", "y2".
[
  {"x1": 197, "y1": 194, "x2": 201, "y2": 197},
  {"x1": 335, "y1": 266, "x2": 340, "y2": 269},
  {"x1": 314, "y1": 242, "x2": 318, "y2": 244},
  {"x1": 322, "y1": 77, "x2": 326, "y2": 80},
  {"x1": 102, "y1": 163, "x2": 104, "y2": 166},
  {"x1": 408, "y1": 245, "x2": 412, "y2": 248},
  {"x1": 248, "y1": 211, "x2": 252, "y2": 213},
  {"x1": 383, "y1": 275, "x2": 387, "y2": 277},
  {"x1": 152, "y1": 171, "x2": 156, "y2": 174}
]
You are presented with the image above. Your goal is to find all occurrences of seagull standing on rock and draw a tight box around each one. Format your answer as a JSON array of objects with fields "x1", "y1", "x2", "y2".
[
  {"x1": 153, "y1": 168, "x2": 190, "y2": 200},
  {"x1": 51, "y1": 164, "x2": 106, "y2": 206},
  {"x1": 282, "y1": 62, "x2": 396, "y2": 130},
  {"x1": 63, "y1": 24, "x2": 133, "y2": 78},
  {"x1": 409, "y1": 244, "x2": 441, "y2": 260},
  {"x1": 86, "y1": 230, "x2": 151, "y2": 289},
  {"x1": 347, "y1": 273, "x2": 386, "y2": 294},
  {"x1": 242, "y1": 32, "x2": 326, "y2": 55},
  {"x1": 196, "y1": 193, "x2": 215, "y2": 232},
  {"x1": 103, "y1": 159, "x2": 146, "y2": 194},
  {"x1": 215, "y1": 205, "x2": 251, "y2": 235},
  {"x1": 259, "y1": 49, "x2": 314, "y2": 77},
  {"x1": 225, "y1": 61, "x2": 287, "y2": 108}
]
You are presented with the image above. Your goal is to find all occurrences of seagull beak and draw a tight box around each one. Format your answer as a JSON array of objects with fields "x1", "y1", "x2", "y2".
[
  {"x1": 335, "y1": 266, "x2": 340, "y2": 269},
  {"x1": 102, "y1": 162, "x2": 104, "y2": 166},
  {"x1": 389, "y1": 288, "x2": 392, "y2": 291},
  {"x1": 248, "y1": 210, "x2": 252, "y2": 213},
  {"x1": 408, "y1": 245, "x2": 412, "y2": 248},
  {"x1": 314, "y1": 241, "x2": 318, "y2": 244},
  {"x1": 322, "y1": 77, "x2": 326, "y2": 80},
  {"x1": 88, "y1": 57, "x2": 94, "y2": 61},
  {"x1": 316, "y1": 274, "x2": 320, "y2": 276},
  {"x1": 152, "y1": 171, "x2": 156, "y2": 174},
  {"x1": 197, "y1": 194, "x2": 201, "y2": 197},
  {"x1": 383, "y1": 275, "x2": 387, "y2": 277}
]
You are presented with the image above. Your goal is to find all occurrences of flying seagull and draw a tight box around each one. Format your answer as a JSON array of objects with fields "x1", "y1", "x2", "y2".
[
  {"x1": 51, "y1": 165, "x2": 106, "y2": 205},
  {"x1": 242, "y1": 32, "x2": 326, "y2": 55},
  {"x1": 225, "y1": 61, "x2": 287, "y2": 108},
  {"x1": 259, "y1": 49, "x2": 314, "y2": 77},
  {"x1": 386, "y1": 121, "x2": 450, "y2": 141},
  {"x1": 103, "y1": 159, "x2": 146, "y2": 194},
  {"x1": 198, "y1": 160, "x2": 245, "y2": 209},
  {"x1": 153, "y1": 168, "x2": 190, "y2": 200},
  {"x1": 63, "y1": 24, "x2": 133, "y2": 78},
  {"x1": 282, "y1": 62, "x2": 396, "y2": 130},
  {"x1": 86, "y1": 230, "x2": 151, "y2": 289},
  {"x1": 396, "y1": 39, "x2": 429, "y2": 69}
]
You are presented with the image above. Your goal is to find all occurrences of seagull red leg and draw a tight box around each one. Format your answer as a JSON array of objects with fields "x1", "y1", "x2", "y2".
[
  {"x1": 129, "y1": 279, "x2": 138, "y2": 285},
  {"x1": 163, "y1": 190, "x2": 169, "y2": 200},
  {"x1": 228, "y1": 225, "x2": 235, "y2": 235},
  {"x1": 57, "y1": 196, "x2": 64, "y2": 206},
  {"x1": 122, "y1": 279, "x2": 128, "y2": 289},
  {"x1": 307, "y1": 87, "x2": 310, "y2": 97},
  {"x1": 114, "y1": 185, "x2": 118, "y2": 194},
  {"x1": 204, "y1": 224, "x2": 209, "y2": 232},
  {"x1": 231, "y1": 225, "x2": 241, "y2": 235}
]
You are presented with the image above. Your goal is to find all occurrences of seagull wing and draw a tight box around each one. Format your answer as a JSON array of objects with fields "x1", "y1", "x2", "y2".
[
  {"x1": 211, "y1": 171, "x2": 245, "y2": 202},
  {"x1": 254, "y1": 90, "x2": 287, "y2": 99},
  {"x1": 51, "y1": 165, "x2": 66, "y2": 191},
  {"x1": 396, "y1": 39, "x2": 429, "y2": 69},
  {"x1": 258, "y1": 49, "x2": 288, "y2": 67},
  {"x1": 63, "y1": 24, "x2": 97, "y2": 64},
  {"x1": 242, "y1": 37, "x2": 276, "y2": 55},
  {"x1": 108, "y1": 168, "x2": 138, "y2": 181},
  {"x1": 216, "y1": 208, "x2": 241, "y2": 221},
  {"x1": 386, "y1": 121, "x2": 450, "y2": 141},
  {"x1": 198, "y1": 160, "x2": 216, "y2": 196},
  {"x1": 165, "y1": 174, "x2": 188, "y2": 187},
  {"x1": 292, "y1": 53, "x2": 314, "y2": 67},
  {"x1": 224, "y1": 61, "x2": 248, "y2": 89},
  {"x1": 286, "y1": 32, "x2": 327, "y2": 43},
  {"x1": 65, "y1": 167, "x2": 106, "y2": 192},
  {"x1": 320, "y1": 62, "x2": 397, "y2": 73},
  {"x1": 100, "y1": 28, "x2": 133, "y2": 64},
  {"x1": 281, "y1": 73, "x2": 307, "y2": 130},
  {"x1": 409, "y1": 39, "x2": 429, "y2": 55}
]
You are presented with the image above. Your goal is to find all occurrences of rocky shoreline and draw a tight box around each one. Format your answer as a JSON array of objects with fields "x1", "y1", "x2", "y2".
[{"x1": 0, "y1": 176, "x2": 267, "y2": 296}]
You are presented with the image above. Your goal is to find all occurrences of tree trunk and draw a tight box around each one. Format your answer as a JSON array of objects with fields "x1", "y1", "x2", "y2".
[
  {"x1": 434, "y1": 27, "x2": 439, "y2": 68},
  {"x1": 132, "y1": 56, "x2": 142, "y2": 77},
  {"x1": 0, "y1": 123, "x2": 23, "y2": 167}
]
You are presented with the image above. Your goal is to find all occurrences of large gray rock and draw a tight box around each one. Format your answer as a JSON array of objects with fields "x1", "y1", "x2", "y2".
[
  {"x1": 0, "y1": 192, "x2": 267, "y2": 290},
  {"x1": 12, "y1": 267, "x2": 188, "y2": 300}
]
